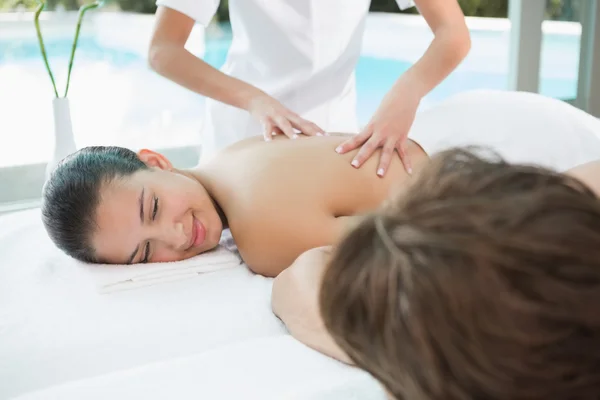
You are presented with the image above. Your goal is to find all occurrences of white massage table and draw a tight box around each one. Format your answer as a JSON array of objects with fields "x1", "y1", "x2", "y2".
[{"x1": 0, "y1": 209, "x2": 384, "y2": 400}]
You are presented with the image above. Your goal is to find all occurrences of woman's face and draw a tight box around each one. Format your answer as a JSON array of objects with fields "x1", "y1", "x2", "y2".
[{"x1": 91, "y1": 150, "x2": 223, "y2": 264}]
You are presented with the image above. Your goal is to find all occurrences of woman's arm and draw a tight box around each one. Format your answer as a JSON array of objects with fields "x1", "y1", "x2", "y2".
[
  {"x1": 148, "y1": 6, "x2": 261, "y2": 111},
  {"x1": 337, "y1": 0, "x2": 471, "y2": 176},
  {"x1": 397, "y1": 0, "x2": 471, "y2": 99},
  {"x1": 271, "y1": 247, "x2": 353, "y2": 364},
  {"x1": 148, "y1": 6, "x2": 323, "y2": 139}
]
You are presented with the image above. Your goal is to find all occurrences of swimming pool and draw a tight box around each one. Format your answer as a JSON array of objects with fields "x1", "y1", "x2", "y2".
[{"x1": 0, "y1": 13, "x2": 582, "y2": 168}]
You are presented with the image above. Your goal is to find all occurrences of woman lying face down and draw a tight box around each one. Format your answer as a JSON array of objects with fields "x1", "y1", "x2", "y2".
[
  {"x1": 273, "y1": 148, "x2": 600, "y2": 399},
  {"x1": 41, "y1": 90, "x2": 600, "y2": 276},
  {"x1": 41, "y1": 133, "x2": 428, "y2": 275}
]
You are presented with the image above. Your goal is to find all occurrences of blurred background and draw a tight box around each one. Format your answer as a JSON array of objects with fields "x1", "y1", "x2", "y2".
[{"x1": 0, "y1": 0, "x2": 598, "y2": 210}]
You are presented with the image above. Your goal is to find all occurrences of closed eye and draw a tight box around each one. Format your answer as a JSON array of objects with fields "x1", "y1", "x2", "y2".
[
  {"x1": 140, "y1": 197, "x2": 158, "y2": 263},
  {"x1": 142, "y1": 242, "x2": 150, "y2": 263},
  {"x1": 152, "y1": 196, "x2": 159, "y2": 220}
]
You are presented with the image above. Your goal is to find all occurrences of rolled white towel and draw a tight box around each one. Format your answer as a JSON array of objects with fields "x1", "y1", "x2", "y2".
[{"x1": 82, "y1": 245, "x2": 242, "y2": 294}]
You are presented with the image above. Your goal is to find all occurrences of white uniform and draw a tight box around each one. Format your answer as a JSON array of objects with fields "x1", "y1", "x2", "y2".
[
  {"x1": 407, "y1": 90, "x2": 600, "y2": 172},
  {"x1": 154, "y1": 0, "x2": 415, "y2": 158}
]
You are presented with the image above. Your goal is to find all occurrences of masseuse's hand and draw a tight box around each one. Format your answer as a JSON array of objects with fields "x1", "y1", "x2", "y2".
[
  {"x1": 248, "y1": 93, "x2": 325, "y2": 141},
  {"x1": 336, "y1": 87, "x2": 418, "y2": 177}
]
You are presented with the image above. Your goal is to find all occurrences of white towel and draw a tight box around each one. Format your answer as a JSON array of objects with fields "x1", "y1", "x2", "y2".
[{"x1": 83, "y1": 245, "x2": 243, "y2": 294}]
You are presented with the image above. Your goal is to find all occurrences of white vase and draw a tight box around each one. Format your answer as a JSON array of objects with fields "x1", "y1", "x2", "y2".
[{"x1": 46, "y1": 97, "x2": 77, "y2": 180}]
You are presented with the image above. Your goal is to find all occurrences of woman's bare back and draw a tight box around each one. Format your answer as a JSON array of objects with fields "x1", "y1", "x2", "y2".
[{"x1": 194, "y1": 134, "x2": 428, "y2": 275}]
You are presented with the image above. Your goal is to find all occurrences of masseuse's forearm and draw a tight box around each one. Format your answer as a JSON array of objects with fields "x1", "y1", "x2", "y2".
[
  {"x1": 395, "y1": 25, "x2": 471, "y2": 98},
  {"x1": 148, "y1": 44, "x2": 263, "y2": 110}
]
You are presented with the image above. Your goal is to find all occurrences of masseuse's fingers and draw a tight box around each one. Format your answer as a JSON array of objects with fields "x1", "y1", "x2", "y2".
[
  {"x1": 396, "y1": 142, "x2": 413, "y2": 175},
  {"x1": 376, "y1": 140, "x2": 397, "y2": 177},
  {"x1": 263, "y1": 120, "x2": 275, "y2": 141},
  {"x1": 273, "y1": 115, "x2": 297, "y2": 139},
  {"x1": 335, "y1": 128, "x2": 371, "y2": 155},
  {"x1": 350, "y1": 135, "x2": 381, "y2": 169},
  {"x1": 289, "y1": 114, "x2": 325, "y2": 137}
]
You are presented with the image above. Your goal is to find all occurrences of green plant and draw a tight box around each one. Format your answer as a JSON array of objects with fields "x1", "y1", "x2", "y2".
[{"x1": 34, "y1": 0, "x2": 103, "y2": 98}]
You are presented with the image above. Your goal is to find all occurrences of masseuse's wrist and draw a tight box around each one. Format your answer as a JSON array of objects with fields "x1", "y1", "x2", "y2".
[
  {"x1": 393, "y1": 71, "x2": 428, "y2": 102},
  {"x1": 236, "y1": 86, "x2": 268, "y2": 111}
]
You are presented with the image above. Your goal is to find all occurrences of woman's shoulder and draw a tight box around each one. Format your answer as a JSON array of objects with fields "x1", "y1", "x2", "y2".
[
  {"x1": 219, "y1": 135, "x2": 266, "y2": 153},
  {"x1": 221, "y1": 132, "x2": 354, "y2": 153}
]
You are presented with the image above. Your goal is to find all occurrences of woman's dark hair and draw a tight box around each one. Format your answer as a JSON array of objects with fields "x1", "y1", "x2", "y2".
[
  {"x1": 41, "y1": 146, "x2": 147, "y2": 263},
  {"x1": 320, "y1": 147, "x2": 600, "y2": 399}
]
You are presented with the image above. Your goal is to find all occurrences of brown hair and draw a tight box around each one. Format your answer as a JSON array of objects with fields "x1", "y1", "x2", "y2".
[{"x1": 320, "y1": 148, "x2": 600, "y2": 399}]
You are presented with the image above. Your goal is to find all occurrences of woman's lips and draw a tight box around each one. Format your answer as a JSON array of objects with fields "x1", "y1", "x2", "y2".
[{"x1": 190, "y1": 217, "x2": 206, "y2": 249}]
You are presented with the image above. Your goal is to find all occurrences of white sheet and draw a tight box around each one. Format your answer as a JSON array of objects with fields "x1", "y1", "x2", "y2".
[
  {"x1": 408, "y1": 90, "x2": 600, "y2": 172},
  {"x1": 12, "y1": 336, "x2": 385, "y2": 400},
  {"x1": 0, "y1": 209, "x2": 382, "y2": 399}
]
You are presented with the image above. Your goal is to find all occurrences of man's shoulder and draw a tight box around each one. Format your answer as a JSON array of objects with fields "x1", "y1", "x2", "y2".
[{"x1": 566, "y1": 160, "x2": 600, "y2": 198}]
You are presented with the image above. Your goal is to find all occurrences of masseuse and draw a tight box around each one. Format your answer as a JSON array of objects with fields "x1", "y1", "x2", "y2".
[{"x1": 148, "y1": 0, "x2": 470, "y2": 176}]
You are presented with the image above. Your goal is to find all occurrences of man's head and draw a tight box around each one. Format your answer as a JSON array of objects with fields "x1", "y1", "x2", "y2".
[
  {"x1": 320, "y1": 148, "x2": 600, "y2": 399},
  {"x1": 42, "y1": 146, "x2": 223, "y2": 264}
]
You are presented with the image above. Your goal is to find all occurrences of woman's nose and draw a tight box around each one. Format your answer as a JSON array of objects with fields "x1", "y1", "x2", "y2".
[{"x1": 153, "y1": 221, "x2": 188, "y2": 250}]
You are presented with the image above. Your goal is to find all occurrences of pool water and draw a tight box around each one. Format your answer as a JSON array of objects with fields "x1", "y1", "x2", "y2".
[
  {"x1": 0, "y1": 37, "x2": 140, "y2": 66},
  {"x1": 2, "y1": 35, "x2": 412, "y2": 125},
  {"x1": 1, "y1": 33, "x2": 579, "y2": 114},
  {"x1": 0, "y1": 25, "x2": 582, "y2": 167}
]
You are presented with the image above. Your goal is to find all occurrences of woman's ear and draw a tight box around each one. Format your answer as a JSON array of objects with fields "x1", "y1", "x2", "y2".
[{"x1": 137, "y1": 149, "x2": 173, "y2": 170}]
